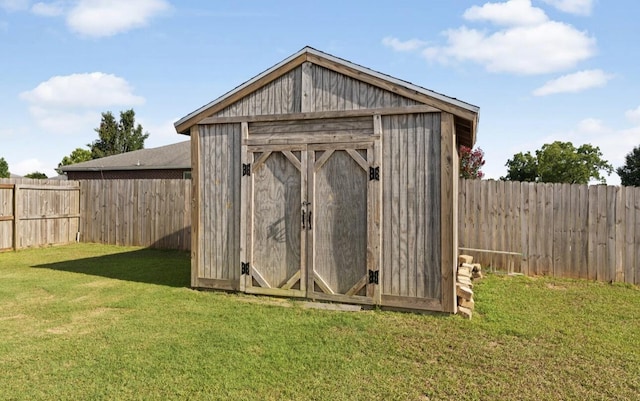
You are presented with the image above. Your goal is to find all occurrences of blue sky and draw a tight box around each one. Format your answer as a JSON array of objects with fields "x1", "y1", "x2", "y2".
[{"x1": 1, "y1": 0, "x2": 639, "y2": 183}]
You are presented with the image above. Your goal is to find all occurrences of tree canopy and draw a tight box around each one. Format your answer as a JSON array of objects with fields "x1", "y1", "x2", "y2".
[
  {"x1": 459, "y1": 146, "x2": 485, "y2": 179},
  {"x1": 89, "y1": 109, "x2": 149, "y2": 159},
  {"x1": 503, "y1": 141, "x2": 613, "y2": 184},
  {"x1": 616, "y1": 145, "x2": 640, "y2": 187},
  {"x1": 24, "y1": 171, "x2": 47, "y2": 179},
  {"x1": 0, "y1": 157, "x2": 8, "y2": 178},
  {"x1": 57, "y1": 148, "x2": 93, "y2": 174}
]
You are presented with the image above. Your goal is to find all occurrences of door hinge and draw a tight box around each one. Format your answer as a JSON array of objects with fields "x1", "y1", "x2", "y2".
[
  {"x1": 241, "y1": 262, "x2": 250, "y2": 275},
  {"x1": 368, "y1": 270, "x2": 379, "y2": 285},
  {"x1": 242, "y1": 163, "x2": 251, "y2": 177},
  {"x1": 369, "y1": 166, "x2": 380, "y2": 181}
]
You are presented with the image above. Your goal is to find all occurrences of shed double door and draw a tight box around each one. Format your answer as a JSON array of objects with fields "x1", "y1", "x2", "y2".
[{"x1": 241, "y1": 141, "x2": 380, "y2": 305}]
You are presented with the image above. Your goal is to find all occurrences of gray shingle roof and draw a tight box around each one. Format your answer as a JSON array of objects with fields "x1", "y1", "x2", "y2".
[{"x1": 60, "y1": 141, "x2": 190, "y2": 172}]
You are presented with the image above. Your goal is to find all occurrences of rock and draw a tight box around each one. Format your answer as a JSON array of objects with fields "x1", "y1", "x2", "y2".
[
  {"x1": 472, "y1": 263, "x2": 482, "y2": 273},
  {"x1": 459, "y1": 255, "x2": 474, "y2": 265}
]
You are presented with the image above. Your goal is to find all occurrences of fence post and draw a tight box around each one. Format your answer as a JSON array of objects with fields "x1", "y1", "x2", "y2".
[{"x1": 12, "y1": 185, "x2": 19, "y2": 250}]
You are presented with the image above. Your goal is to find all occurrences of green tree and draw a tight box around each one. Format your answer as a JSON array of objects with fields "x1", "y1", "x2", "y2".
[
  {"x1": 503, "y1": 141, "x2": 613, "y2": 184},
  {"x1": 0, "y1": 157, "x2": 8, "y2": 178},
  {"x1": 57, "y1": 148, "x2": 93, "y2": 174},
  {"x1": 24, "y1": 171, "x2": 47, "y2": 179},
  {"x1": 459, "y1": 146, "x2": 485, "y2": 179},
  {"x1": 89, "y1": 109, "x2": 149, "y2": 159},
  {"x1": 616, "y1": 145, "x2": 640, "y2": 187}
]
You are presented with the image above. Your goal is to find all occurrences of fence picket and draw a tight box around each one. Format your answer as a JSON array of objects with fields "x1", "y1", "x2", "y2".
[{"x1": 458, "y1": 179, "x2": 640, "y2": 283}]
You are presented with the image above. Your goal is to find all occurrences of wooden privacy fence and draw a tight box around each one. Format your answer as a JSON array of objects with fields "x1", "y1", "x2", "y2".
[
  {"x1": 5, "y1": 176, "x2": 639, "y2": 286},
  {"x1": 459, "y1": 179, "x2": 640, "y2": 285},
  {"x1": 0, "y1": 178, "x2": 80, "y2": 250},
  {"x1": 79, "y1": 179, "x2": 191, "y2": 250}
]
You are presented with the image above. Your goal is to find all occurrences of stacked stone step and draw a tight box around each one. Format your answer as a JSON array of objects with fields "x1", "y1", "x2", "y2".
[{"x1": 456, "y1": 255, "x2": 483, "y2": 319}]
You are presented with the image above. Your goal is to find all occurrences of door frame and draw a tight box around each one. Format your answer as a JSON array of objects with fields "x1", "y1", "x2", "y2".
[{"x1": 239, "y1": 120, "x2": 382, "y2": 306}]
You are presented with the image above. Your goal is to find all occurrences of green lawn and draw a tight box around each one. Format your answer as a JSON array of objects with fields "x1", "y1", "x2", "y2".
[{"x1": 0, "y1": 244, "x2": 638, "y2": 400}]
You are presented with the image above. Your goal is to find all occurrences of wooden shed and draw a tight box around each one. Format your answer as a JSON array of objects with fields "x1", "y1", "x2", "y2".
[{"x1": 174, "y1": 47, "x2": 479, "y2": 313}]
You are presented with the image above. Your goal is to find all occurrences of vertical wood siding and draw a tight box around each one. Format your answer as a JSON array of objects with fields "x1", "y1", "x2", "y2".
[
  {"x1": 213, "y1": 63, "x2": 419, "y2": 118},
  {"x1": 308, "y1": 64, "x2": 419, "y2": 112},
  {"x1": 216, "y1": 68, "x2": 302, "y2": 117},
  {"x1": 381, "y1": 113, "x2": 441, "y2": 300},
  {"x1": 198, "y1": 124, "x2": 241, "y2": 282}
]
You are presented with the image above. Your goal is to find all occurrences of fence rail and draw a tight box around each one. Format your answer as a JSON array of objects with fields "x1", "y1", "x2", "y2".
[{"x1": 459, "y1": 179, "x2": 640, "y2": 285}]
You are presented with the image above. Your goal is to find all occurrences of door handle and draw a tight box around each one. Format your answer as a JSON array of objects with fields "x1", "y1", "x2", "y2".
[
  {"x1": 308, "y1": 211, "x2": 312, "y2": 230},
  {"x1": 302, "y1": 210, "x2": 306, "y2": 229}
]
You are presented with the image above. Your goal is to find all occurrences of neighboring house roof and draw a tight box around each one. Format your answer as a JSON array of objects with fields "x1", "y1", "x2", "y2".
[
  {"x1": 9, "y1": 173, "x2": 22, "y2": 178},
  {"x1": 60, "y1": 141, "x2": 191, "y2": 172},
  {"x1": 174, "y1": 46, "x2": 480, "y2": 147}
]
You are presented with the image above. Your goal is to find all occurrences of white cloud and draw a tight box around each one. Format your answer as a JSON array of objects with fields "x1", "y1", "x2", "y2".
[
  {"x1": 541, "y1": 0, "x2": 593, "y2": 16},
  {"x1": 0, "y1": 0, "x2": 29, "y2": 11},
  {"x1": 20, "y1": 72, "x2": 145, "y2": 108},
  {"x1": 20, "y1": 72, "x2": 145, "y2": 136},
  {"x1": 384, "y1": 0, "x2": 597, "y2": 75},
  {"x1": 423, "y1": 20, "x2": 595, "y2": 75},
  {"x1": 31, "y1": 1, "x2": 65, "y2": 17},
  {"x1": 66, "y1": 0, "x2": 170, "y2": 37},
  {"x1": 625, "y1": 106, "x2": 640, "y2": 125},
  {"x1": 533, "y1": 69, "x2": 613, "y2": 96},
  {"x1": 464, "y1": 0, "x2": 548, "y2": 26},
  {"x1": 381, "y1": 36, "x2": 427, "y2": 52}
]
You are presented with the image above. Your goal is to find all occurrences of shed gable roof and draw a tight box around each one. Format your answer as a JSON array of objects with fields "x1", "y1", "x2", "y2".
[
  {"x1": 174, "y1": 46, "x2": 479, "y2": 146},
  {"x1": 60, "y1": 141, "x2": 191, "y2": 172}
]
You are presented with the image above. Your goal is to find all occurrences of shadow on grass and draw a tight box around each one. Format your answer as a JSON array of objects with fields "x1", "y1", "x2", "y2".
[{"x1": 32, "y1": 248, "x2": 191, "y2": 288}]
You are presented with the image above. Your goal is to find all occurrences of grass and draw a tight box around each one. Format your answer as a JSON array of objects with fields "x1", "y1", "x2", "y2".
[{"x1": 1, "y1": 243, "x2": 639, "y2": 400}]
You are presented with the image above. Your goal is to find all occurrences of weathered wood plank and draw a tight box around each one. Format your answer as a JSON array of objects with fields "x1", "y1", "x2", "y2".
[
  {"x1": 390, "y1": 115, "x2": 401, "y2": 296},
  {"x1": 614, "y1": 186, "x2": 624, "y2": 282},
  {"x1": 635, "y1": 186, "x2": 640, "y2": 285},
  {"x1": 381, "y1": 115, "x2": 393, "y2": 296},
  {"x1": 406, "y1": 115, "x2": 417, "y2": 298},
  {"x1": 301, "y1": 62, "x2": 312, "y2": 112},
  {"x1": 415, "y1": 115, "x2": 426, "y2": 299},
  {"x1": 244, "y1": 133, "x2": 377, "y2": 146},
  {"x1": 624, "y1": 187, "x2": 635, "y2": 284},
  {"x1": 398, "y1": 115, "x2": 409, "y2": 298},
  {"x1": 440, "y1": 112, "x2": 456, "y2": 313},
  {"x1": 200, "y1": 105, "x2": 440, "y2": 125},
  {"x1": 371, "y1": 115, "x2": 383, "y2": 304}
]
